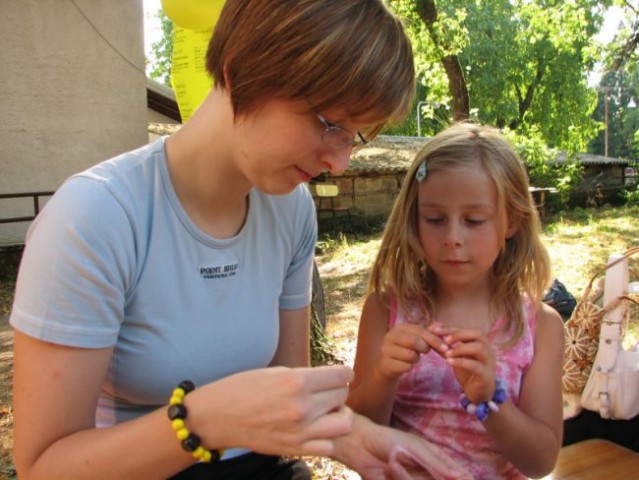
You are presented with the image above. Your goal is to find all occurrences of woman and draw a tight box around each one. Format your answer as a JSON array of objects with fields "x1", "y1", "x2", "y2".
[{"x1": 10, "y1": 1, "x2": 470, "y2": 479}]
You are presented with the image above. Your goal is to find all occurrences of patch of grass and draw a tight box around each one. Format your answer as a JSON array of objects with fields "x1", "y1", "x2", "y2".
[
  {"x1": 541, "y1": 206, "x2": 639, "y2": 299},
  {"x1": 0, "y1": 281, "x2": 14, "y2": 318}
]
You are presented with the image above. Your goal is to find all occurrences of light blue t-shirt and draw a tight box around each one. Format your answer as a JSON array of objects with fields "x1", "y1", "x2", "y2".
[{"x1": 10, "y1": 138, "x2": 317, "y2": 432}]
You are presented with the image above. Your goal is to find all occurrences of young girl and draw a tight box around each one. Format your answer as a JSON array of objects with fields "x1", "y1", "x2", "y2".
[{"x1": 347, "y1": 123, "x2": 565, "y2": 479}]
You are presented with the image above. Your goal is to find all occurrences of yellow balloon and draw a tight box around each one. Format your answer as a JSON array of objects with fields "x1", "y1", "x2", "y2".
[{"x1": 161, "y1": 0, "x2": 225, "y2": 32}]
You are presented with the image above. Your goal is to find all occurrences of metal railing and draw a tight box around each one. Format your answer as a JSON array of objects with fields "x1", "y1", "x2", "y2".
[{"x1": 0, "y1": 191, "x2": 55, "y2": 224}]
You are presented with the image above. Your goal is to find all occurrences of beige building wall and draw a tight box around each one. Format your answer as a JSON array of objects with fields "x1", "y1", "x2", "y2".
[
  {"x1": 0, "y1": 0, "x2": 148, "y2": 245},
  {"x1": 148, "y1": 108, "x2": 180, "y2": 126}
]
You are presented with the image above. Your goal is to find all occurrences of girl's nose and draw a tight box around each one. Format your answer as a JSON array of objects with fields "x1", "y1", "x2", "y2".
[
  {"x1": 321, "y1": 147, "x2": 352, "y2": 175},
  {"x1": 444, "y1": 223, "x2": 463, "y2": 247}
]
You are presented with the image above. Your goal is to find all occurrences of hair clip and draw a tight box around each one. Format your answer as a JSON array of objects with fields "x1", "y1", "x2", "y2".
[{"x1": 415, "y1": 160, "x2": 427, "y2": 182}]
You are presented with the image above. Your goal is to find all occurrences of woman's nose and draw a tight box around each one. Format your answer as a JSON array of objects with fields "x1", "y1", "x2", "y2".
[{"x1": 321, "y1": 147, "x2": 352, "y2": 175}]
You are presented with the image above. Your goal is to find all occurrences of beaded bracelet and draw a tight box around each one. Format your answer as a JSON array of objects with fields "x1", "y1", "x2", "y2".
[
  {"x1": 459, "y1": 379, "x2": 508, "y2": 421},
  {"x1": 167, "y1": 380, "x2": 223, "y2": 463}
]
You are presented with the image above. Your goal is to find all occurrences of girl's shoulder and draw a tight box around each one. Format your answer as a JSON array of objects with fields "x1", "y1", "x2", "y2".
[
  {"x1": 534, "y1": 301, "x2": 564, "y2": 342},
  {"x1": 520, "y1": 295, "x2": 563, "y2": 348}
]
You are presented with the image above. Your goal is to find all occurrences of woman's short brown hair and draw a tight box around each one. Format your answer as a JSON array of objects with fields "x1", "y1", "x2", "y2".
[{"x1": 206, "y1": 0, "x2": 415, "y2": 134}]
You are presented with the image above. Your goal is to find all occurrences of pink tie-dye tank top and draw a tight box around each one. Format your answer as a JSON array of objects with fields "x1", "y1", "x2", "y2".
[{"x1": 389, "y1": 299, "x2": 537, "y2": 480}]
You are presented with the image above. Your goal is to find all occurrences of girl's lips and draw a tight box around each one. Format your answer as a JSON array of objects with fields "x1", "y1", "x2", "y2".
[{"x1": 443, "y1": 260, "x2": 466, "y2": 266}]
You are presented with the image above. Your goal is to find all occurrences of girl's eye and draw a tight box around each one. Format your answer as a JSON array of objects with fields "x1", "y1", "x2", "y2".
[
  {"x1": 424, "y1": 217, "x2": 444, "y2": 224},
  {"x1": 466, "y1": 218, "x2": 485, "y2": 225}
]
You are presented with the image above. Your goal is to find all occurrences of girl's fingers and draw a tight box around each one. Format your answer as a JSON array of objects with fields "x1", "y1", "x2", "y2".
[
  {"x1": 400, "y1": 324, "x2": 450, "y2": 354},
  {"x1": 440, "y1": 328, "x2": 485, "y2": 345},
  {"x1": 388, "y1": 461, "x2": 412, "y2": 480},
  {"x1": 388, "y1": 326, "x2": 429, "y2": 353},
  {"x1": 444, "y1": 355, "x2": 484, "y2": 374},
  {"x1": 445, "y1": 340, "x2": 488, "y2": 360}
]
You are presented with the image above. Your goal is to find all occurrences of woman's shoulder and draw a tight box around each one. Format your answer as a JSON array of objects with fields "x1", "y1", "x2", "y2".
[
  {"x1": 57, "y1": 139, "x2": 167, "y2": 219},
  {"x1": 72, "y1": 138, "x2": 166, "y2": 193}
]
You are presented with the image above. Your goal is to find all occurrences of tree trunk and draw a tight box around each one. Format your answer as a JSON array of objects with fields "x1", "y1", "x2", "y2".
[
  {"x1": 415, "y1": 0, "x2": 470, "y2": 121},
  {"x1": 310, "y1": 260, "x2": 341, "y2": 366}
]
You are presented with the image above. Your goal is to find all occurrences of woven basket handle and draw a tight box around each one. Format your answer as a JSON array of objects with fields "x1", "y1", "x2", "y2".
[
  {"x1": 600, "y1": 293, "x2": 639, "y2": 317},
  {"x1": 578, "y1": 246, "x2": 639, "y2": 306}
]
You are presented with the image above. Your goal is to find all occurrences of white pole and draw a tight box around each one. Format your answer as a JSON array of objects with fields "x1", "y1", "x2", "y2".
[{"x1": 604, "y1": 254, "x2": 628, "y2": 323}]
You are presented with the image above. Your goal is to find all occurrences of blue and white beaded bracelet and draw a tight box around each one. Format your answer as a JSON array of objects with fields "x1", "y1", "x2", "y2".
[{"x1": 459, "y1": 379, "x2": 508, "y2": 421}]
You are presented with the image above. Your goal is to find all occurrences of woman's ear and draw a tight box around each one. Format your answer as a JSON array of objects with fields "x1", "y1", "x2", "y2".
[
  {"x1": 505, "y1": 222, "x2": 517, "y2": 240},
  {"x1": 222, "y1": 62, "x2": 232, "y2": 89}
]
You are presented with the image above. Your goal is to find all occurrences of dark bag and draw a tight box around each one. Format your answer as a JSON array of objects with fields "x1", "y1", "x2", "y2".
[{"x1": 543, "y1": 278, "x2": 577, "y2": 320}]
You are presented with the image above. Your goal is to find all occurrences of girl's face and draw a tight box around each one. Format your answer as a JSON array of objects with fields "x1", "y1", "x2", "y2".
[
  {"x1": 233, "y1": 98, "x2": 372, "y2": 195},
  {"x1": 416, "y1": 162, "x2": 513, "y2": 290}
]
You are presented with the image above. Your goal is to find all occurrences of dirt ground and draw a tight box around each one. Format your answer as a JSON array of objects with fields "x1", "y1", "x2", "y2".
[{"x1": 0, "y1": 316, "x2": 14, "y2": 480}]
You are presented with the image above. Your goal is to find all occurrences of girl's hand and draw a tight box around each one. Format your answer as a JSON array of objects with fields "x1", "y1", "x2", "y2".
[
  {"x1": 334, "y1": 413, "x2": 472, "y2": 480},
  {"x1": 429, "y1": 324, "x2": 496, "y2": 403},
  {"x1": 375, "y1": 323, "x2": 450, "y2": 381}
]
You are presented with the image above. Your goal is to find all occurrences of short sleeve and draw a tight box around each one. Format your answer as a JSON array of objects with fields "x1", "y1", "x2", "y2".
[
  {"x1": 10, "y1": 176, "x2": 136, "y2": 348},
  {"x1": 279, "y1": 185, "x2": 317, "y2": 311}
]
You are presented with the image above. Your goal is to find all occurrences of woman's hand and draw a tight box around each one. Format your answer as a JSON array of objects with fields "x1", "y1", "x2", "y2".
[
  {"x1": 189, "y1": 365, "x2": 355, "y2": 458},
  {"x1": 334, "y1": 414, "x2": 472, "y2": 480},
  {"x1": 375, "y1": 323, "x2": 449, "y2": 381},
  {"x1": 429, "y1": 323, "x2": 496, "y2": 403}
]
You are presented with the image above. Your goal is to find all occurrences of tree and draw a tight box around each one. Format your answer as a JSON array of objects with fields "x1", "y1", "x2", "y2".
[
  {"x1": 147, "y1": 9, "x2": 173, "y2": 87},
  {"x1": 591, "y1": 1, "x2": 639, "y2": 159},
  {"x1": 389, "y1": 0, "x2": 610, "y2": 155},
  {"x1": 590, "y1": 68, "x2": 639, "y2": 158},
  {"x1": 608, "y1": 0, "x2": 639, "y2": 72}
]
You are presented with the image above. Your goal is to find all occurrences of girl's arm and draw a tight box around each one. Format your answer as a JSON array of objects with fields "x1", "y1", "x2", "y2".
[
  {"x1": 347, "y1": 293, "x2": 399, "y2": 424},
  {"x1": 347, "y1": 293, "x2": 443, "y2": 425},
  {"x1": 482, "y1": 303, "x2": 564, "y2": 478},
  {"x1": 12, "y1": 329, "x2": 355, "y2": 480}
]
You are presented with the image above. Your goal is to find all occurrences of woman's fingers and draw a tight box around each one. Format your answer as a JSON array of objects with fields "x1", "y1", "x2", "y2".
[
  {"x1": 302, "y1": 365, "x2": 354, "y2": 393},
  {"x1": 197, "y1": 365, "x2": 356, "y2": 457},
  {"x1": 297, "y1": 406, "x2": 355, "y2": 456}
]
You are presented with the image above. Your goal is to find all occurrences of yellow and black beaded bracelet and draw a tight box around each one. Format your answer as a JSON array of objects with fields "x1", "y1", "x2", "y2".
[{"x1": 167, "y1": 380, "x2": 223, "y2": 463}]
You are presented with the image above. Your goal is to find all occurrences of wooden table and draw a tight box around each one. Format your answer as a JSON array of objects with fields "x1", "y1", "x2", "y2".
[
  {"x1": 529, "y1": 187, "x2": 558, "y2": 221},
  {"x1": 542, "y1": 439, "x2": 639, "y2": 479}
]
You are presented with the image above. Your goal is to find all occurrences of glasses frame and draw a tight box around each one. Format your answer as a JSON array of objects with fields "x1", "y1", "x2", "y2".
[{"x1": 314, "y1": 112, "x2": 369, "y2": 150}]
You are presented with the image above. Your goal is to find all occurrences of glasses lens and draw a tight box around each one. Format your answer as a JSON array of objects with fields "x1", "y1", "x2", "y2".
[{"x1": 323, "y1": 127, "x2": 355, "y2": 149}]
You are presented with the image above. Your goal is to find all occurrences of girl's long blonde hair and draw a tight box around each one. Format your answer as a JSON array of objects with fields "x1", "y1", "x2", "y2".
[{"x1": 369, "y1": 123, "x2": 551, "y2": 344}]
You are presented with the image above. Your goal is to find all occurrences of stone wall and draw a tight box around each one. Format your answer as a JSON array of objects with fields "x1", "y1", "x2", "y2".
[
  {"x1": 311, "y1": 136, "x2": 423, "y2": 222},
  {"x1": 311, "y1": 136, "x2": 633, "y2": 222}
]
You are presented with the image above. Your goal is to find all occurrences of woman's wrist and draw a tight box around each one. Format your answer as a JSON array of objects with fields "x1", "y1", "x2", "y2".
[{"x1": 168, "y1": 381, "x2": 224, "y2": 463}]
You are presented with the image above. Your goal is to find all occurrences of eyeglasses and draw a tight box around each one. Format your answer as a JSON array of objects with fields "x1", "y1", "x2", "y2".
[{"x1": 314, "y1": 113, "x2": 369, "y2": 150}]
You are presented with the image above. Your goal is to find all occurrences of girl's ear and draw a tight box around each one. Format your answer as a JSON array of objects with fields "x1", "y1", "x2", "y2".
[{"x1": 505, "y1": 222, "x2": 517, "y2": 240}]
